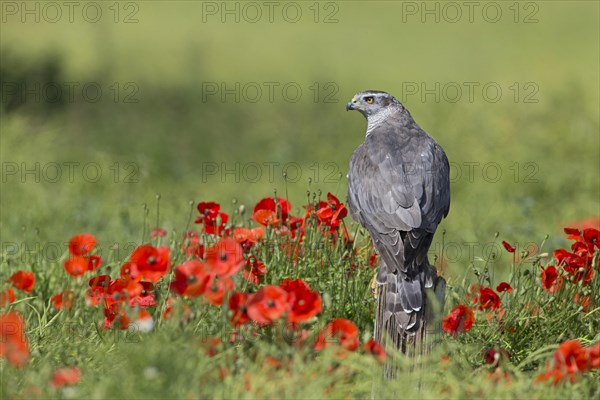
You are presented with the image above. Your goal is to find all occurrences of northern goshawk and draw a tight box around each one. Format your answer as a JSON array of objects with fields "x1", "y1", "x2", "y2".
[{"x1": 347, "y1": 90, "x2": 450, "y2": 336}]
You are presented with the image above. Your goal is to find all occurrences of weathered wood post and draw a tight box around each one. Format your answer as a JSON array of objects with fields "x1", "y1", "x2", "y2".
[{"x1": 374, "y1": 273, "x2": 446, "y2": 379}]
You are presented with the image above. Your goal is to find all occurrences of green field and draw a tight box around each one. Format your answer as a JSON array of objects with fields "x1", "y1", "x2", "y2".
[{"x1": 1, "y1": 1, "x2": 599, "y2": 398}]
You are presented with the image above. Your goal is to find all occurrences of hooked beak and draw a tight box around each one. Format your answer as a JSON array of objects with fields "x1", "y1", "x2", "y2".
[{"x1": 346, "y1": 98, "x2": 358, "y2": 112}]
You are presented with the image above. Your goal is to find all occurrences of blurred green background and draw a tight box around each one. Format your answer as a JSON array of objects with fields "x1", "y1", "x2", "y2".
[{"x1": 1, "y1": 1, "x2": 598, "y2": 270}]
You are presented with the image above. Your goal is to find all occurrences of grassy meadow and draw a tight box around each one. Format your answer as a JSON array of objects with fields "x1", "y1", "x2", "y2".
[{"x1": 1, "y1": 1, "x2": 599, "y2": 398}]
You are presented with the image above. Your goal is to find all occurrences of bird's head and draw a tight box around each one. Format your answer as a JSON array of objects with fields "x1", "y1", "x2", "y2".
[{"x1": 346, "y1": 90, "x2": 402, "y2": 118}]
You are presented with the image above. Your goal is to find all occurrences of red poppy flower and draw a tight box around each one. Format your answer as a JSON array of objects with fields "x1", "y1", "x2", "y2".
[
  {"x1": 228, "y1": 292, "x2": 250, "y2": 326},
  {"x1": 502, "y1": 241, "x2": 516, "y2": 253},
  {"x1": 84, "y1": 275, "x2": 111, "y2": 306},
  {"x1": 50, "y1": 366, "x2": 81, "y2": 388},
  {"x1": 64, "y1": 256, "x2": 89, "y2": 277},
  {"x1": 554, "y1": 340, "x2": 591, "y2": 374},
  {"x1": 68, "y1": 233, "x2": 97, "y2": 256},
  {"x1": 280, "y1": 278, "x2": 310, "y2": 291},
  {"x1": 119, "y1": 262, "x2": 138, "y2": 280},
  {"x1": 129, "y1": 282, "x2": 156, "y2": 308},
  {"x1": 537, "y1": 340, "x2": 599, "y2": 385},
  {"x1": 105, "y1": 277, "x2": 144, "y2": 306},
  {"x1": 85, "y1": 289, "x2": 104, "y2": 307},
  {"x1": 253, "y1": 197, "x2": 292, "y2": 225},
  {"x1": 89, "y1": 275, "x2": 111, "y2": 288},
  {"x1": 252, "y1": 209, "x2": 280, "y2": 227},
  {"x1": 570, "y1": 240, "x2": 590, "y2": 257},
  {"x1": 583, "y1": 228, "x2": 599, "y2": 251},
  {"x1": 477, "y1": 287, "x2": 501, "y2": 311},
  {"x1": 205, "y1": 238, "x2": 244, "y2": 277},
  {"x1": 250, "y1": 227, "x2": 266, "y2": 241},
  {"x1": 495, "y1": 282, "x2": 512, "y2": 293},
  {"x1": 563, "y1": 227, "x2": 598, "y2": 256},
  {"x1": 279, "y1": 279, "x2": 322, "y2": 323},
  {"x1": 246, "y1": 285, "x2": 289, "y2": 324},
  {"x1": 363, "y1": 339, "x2": 386, "y2": 363},
  {"x1": 150, "y1": 227, "x2": 167, "y2": 238},
  {"x1": 232, "y1": 227, "x2": 251, "y2": 243},
  {"x1": 104, "y1": 303, "x2": 130, "y2": 330},
  {"x1": 288, "y1": 216, "x2": 304, "y2": 234},
  {"x1": 442, "y1": 304, "x2": 475, "y2": 336},
  {"x1": 555, "y1": 248, "x2": 593, "y2": 284},
  {"x1": 106, "y1": 278, "x2": 134, "y2": 299},
  {"x1": 554, "y1": 248, "x2": 585, "y2": 270},
  {"x1": 315, "y1": 192, "x2": 348, "y2": 228},
  {"x1": 170, "y1": 260, "x2": 212, "y2": 298},
  {"x1": 204, "y1": 276, "x2": 235, "y2": 306},
  {"x1": 51, "y1": 290, "x2": 75, "y2": 310},
  {"x1": 7, "y1": 270, "x2": 35, "y2": 293},
  {"x1": 564, "y1": 227, "x2": 582, "y2": 241},
  {"x1": 196, "y1": 202, "x2": 221, "y2": 222},
  {"x1": 0, "y1": 311, "x2": 29, "y2": 367},
  {"x1": 195, "y1": 202, "x2": 229, "y2": 235},
  {"x1": 541, "y1": 265, "x2": 559, "y2": 291},
  {"x1": 483, "y1": 346, "x2": 511, "y2": 367},
  {"x1": 0, "y1": 288, "x2": 16, "y2": 307},
  {"x1": 242, "y1": 256, "x2": 267, "y2": 284},
  {"x1": 129, "y1": 244, "x2": 170, "y2": 283},
  {"x1": 314, "y1": 318, "x2": 359, "y2": 352},
  {"x1": 232, "y1": 227, "x2": 264, "y2": 249},
  {"x1": 87, "y1": 254, "x2": 102, "y2": 272}
]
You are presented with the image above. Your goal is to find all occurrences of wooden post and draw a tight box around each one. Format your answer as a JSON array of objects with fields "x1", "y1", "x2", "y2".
[{"x1": 374, "y1": 274, "x2": 446, "y2": 379}]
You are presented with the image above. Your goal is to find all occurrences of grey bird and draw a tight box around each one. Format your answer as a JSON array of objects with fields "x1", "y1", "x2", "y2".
[{"x1": 346, "y1": 90, "x2": 450, "y2": 335}]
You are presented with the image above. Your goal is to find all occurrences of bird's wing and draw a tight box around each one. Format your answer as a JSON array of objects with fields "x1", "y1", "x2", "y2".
[
  {"x1": 407, "y1": 139, "x2": 451, "y2": 229},
  {"x1": 348, "y1": 121, "x2": 450, "y2": 278}
]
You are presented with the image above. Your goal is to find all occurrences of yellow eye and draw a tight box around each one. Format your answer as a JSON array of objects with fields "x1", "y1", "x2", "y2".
[{"x1": 365, "y1": 96, "x2": 374, "y2": 104}]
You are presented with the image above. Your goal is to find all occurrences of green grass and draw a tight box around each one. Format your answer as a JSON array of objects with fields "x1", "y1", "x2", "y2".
[
  {"x1": 1, "y1": 1, "x2": 599, "y2": 398},
  {"x1": 1, "y1": 213, "x2": 599, "y2": 399}
]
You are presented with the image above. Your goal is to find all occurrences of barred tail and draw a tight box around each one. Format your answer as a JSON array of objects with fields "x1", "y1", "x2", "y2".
[{"x1": 377, "y1": 260, "x2": 436, "y2": 335}]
